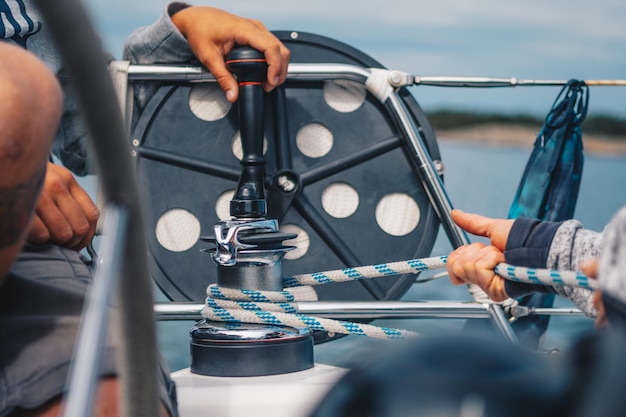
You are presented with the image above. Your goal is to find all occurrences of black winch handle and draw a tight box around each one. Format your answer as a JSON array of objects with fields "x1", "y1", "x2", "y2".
[{"x1": 226, "y1": 46, "x2": 268, "y2": 219}]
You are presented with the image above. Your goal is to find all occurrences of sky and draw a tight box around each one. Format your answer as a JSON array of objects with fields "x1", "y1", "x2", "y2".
[{"x1": 83, "y1": 0, "x2": 626, "y2": 117}]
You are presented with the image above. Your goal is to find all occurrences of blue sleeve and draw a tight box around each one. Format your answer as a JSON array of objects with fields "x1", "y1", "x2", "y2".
[
  {"x1": 504, "y1": 218, "x2": 562, "y2": 267},
  {"x1": 502, "y1": 218, "x2": 563, "y2": 298}
]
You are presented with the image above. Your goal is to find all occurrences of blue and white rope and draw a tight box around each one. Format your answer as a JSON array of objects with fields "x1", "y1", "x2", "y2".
[
  {"x1": 202, "y1": 284, "x2": 418, "y2": 340},
  {"x1": 203, "y1": 255, "x2": 596, "y2": 340},
  {"x1": 494, "y1": 263, "x2": 597, "y2": 291},
  {"x1": 283, "y1": 255, "x2": 596, "y2": 291},
  {"x1": 283, "y1": 256, "x2": 448, "y2": 288}
]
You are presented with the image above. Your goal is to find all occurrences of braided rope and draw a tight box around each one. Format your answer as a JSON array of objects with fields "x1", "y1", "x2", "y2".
[
  {"x1": 283, "y1": 256, "x2": 448, "y2": 287},
  {"x1": 284, "y1": 255, "x2": 596, "y2": 291},
  {"x1": 203, "y1": 256, "x2": 596, "y2": 340},
  {"x1": 495, "y1": 263, "x2": 597, "y2": 291},
  {"x1": 203, "y1": 285, "x2": 418, "y2": 339},
  {"x1": 202, "y1": 304, "x2": 417, "y2": 340}
]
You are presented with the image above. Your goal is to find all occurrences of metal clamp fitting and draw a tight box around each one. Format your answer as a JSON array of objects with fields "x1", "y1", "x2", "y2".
[{"x1": 212, "y1": 219, "x2": 279, "y2": 266}]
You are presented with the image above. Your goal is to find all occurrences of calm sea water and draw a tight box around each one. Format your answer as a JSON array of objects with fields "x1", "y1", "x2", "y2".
[{"x1": 127, "y1": 139, "x2": 626, "y2": 372}]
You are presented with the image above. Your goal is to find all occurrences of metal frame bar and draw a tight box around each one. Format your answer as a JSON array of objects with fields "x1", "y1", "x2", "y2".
[
  {"x1": 153, "y1": 302, "x2": 584, "y2": 321},
  {"x1": 415, "y1": 76, "x2": 569, "y2": 87},
  {"x1": 413, "y1": 75, "x2": 626, "y2": 87},
  {"x1": 124, "y1": 63, "x2": 626, "y2": 87},
  {"x1": 154, "y1": 301, "x2": 493, "y2": 320},
  {"x1": 63, "y1": 206, "x2": 129, "y2": 417}
]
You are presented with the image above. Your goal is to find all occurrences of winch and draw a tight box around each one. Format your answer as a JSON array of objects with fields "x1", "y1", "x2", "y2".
[{"x1": 190, "y1": 46, "x2": 314, "y2": 377}]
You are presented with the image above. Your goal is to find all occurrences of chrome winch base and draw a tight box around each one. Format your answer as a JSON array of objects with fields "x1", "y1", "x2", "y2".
[
  {"x1": 193, "y1": 219, "x2": 314, "y2": 377},
  {"x1": 190, "y1": 321, "x2": 314, "y2": 377}
]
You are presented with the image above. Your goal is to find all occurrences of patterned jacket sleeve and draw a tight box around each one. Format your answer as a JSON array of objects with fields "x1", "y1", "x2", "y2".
[{"x1": 545, "y1": 220, "x2": 602, "y2": 316}]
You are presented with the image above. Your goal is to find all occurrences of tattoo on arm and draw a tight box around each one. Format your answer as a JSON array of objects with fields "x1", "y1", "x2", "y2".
[{"x1": 0, "y1": 166, "x2": 46, "y2": 249}]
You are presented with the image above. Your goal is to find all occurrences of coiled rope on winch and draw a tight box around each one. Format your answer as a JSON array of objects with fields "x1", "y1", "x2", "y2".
[
  {"x1": 202, "y1": 256, "x2": 596, "y2": 340},
  {"x1": 202, "y1": 284, "x2": 417, "y2": 339}
]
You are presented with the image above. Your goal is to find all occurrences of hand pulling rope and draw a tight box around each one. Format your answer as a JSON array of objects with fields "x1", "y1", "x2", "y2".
[{"x1": 202, "y1": 255, "x2": 596, "y2": 340}]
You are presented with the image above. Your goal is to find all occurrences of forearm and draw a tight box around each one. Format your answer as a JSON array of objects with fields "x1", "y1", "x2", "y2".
[{"x1": 0, "y1": 44, "x2": 62, "y2": 281}]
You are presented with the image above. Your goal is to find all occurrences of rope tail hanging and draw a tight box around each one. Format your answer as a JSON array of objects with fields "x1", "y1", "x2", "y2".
[{"x1": 201, "y1": 255, "x2": 596, "y2": 340}]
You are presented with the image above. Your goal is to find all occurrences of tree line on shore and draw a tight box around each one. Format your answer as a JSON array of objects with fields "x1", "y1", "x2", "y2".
[{"x1": 425, "y1": 110, "x2": 626, "y2": 139}]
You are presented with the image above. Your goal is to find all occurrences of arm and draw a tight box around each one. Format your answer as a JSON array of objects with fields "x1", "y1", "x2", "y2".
[
  {"x1": 498, "y1": 216, "x2": 601, "y2": 315},
  {"x1": 123, "y1": 2, "x2": 290, "y2": 105},
  {"x1": 447, "y1": 209, "x2": 601, "y2": 316},
  {"x1": 0, "y1": 43, "x2": 62, "y2": 280},
  {"x1": 0, "y1": 1, "x2": 100, "y2": 249}
]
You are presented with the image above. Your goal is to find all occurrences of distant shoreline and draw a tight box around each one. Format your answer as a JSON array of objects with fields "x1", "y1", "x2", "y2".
[{"x1": 435, "y1": 124, "x2": 626, "y2": 157}]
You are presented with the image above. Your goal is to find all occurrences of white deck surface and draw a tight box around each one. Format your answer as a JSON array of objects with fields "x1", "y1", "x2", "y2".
[{"x1": 172, "y1": 363, "x2": 347, "y2": 417}]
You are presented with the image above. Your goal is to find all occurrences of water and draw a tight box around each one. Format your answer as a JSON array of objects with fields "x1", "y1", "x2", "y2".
[{"x1": 146, "y1": 139, "x2": 626, "y2": 372}]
